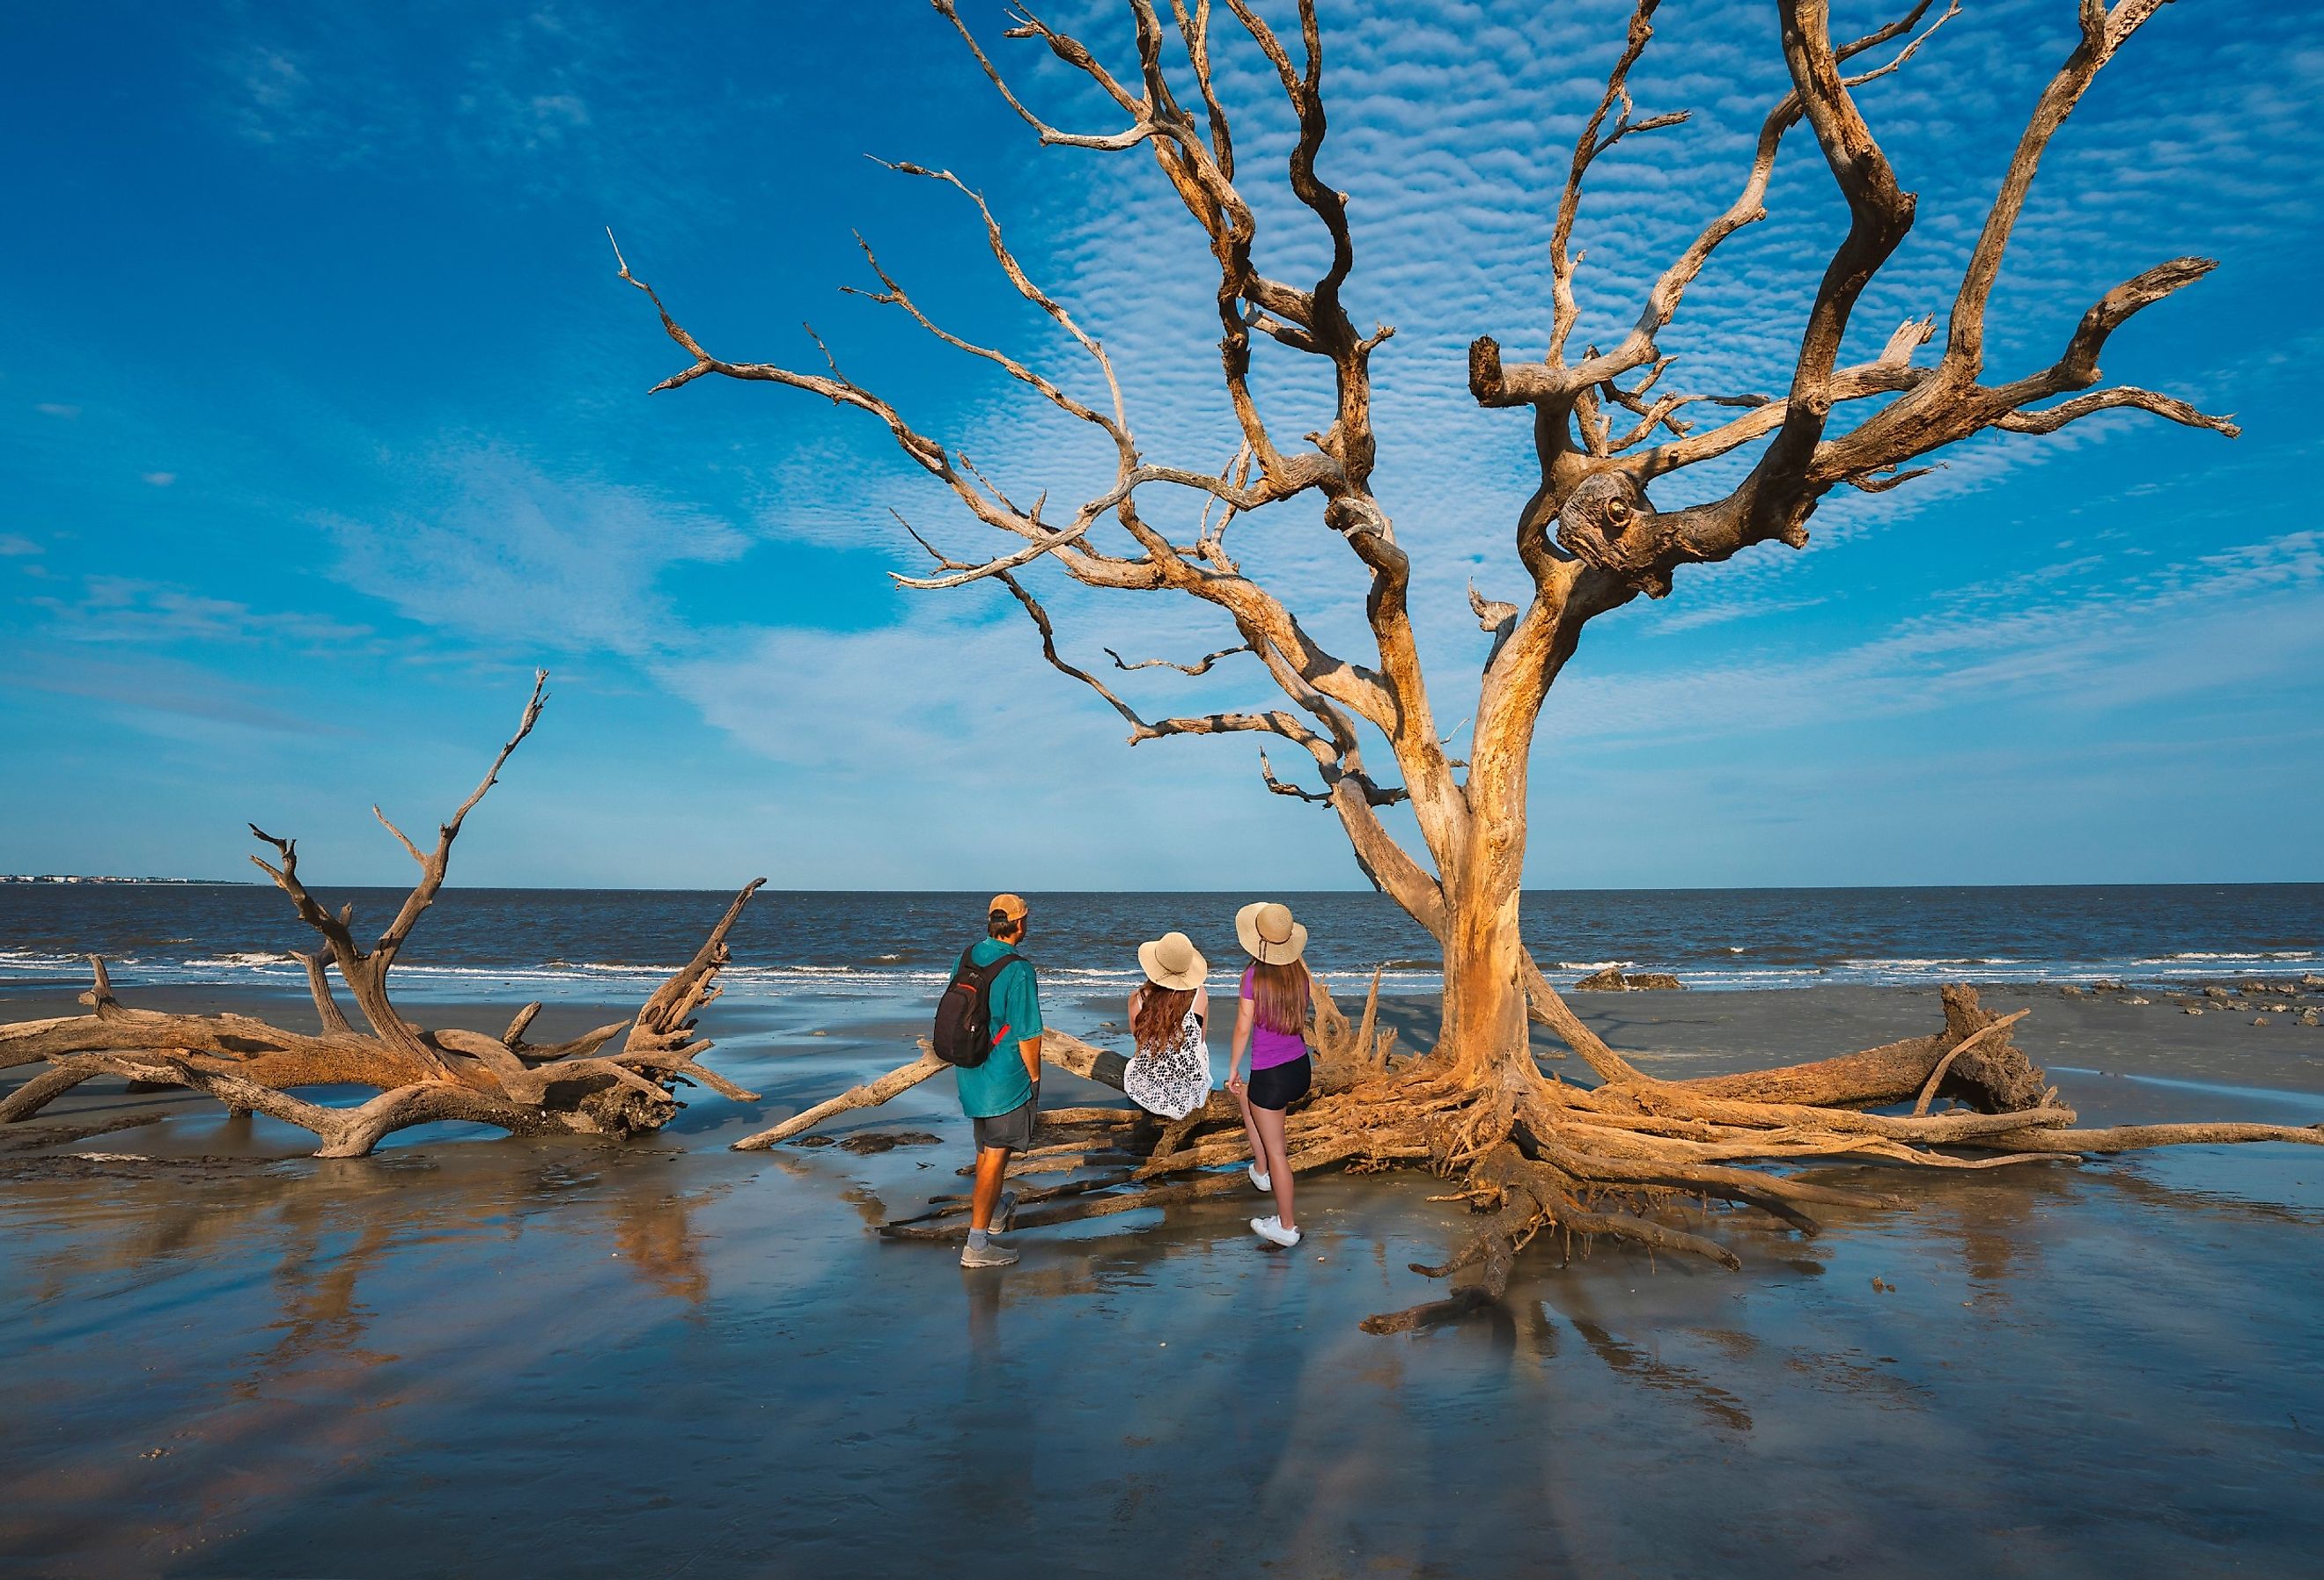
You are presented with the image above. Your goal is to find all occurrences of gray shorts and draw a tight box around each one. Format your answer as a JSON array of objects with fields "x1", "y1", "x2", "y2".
[{"x1": 972, "y1": 1098, "x2": 1037, "y2": 1153}]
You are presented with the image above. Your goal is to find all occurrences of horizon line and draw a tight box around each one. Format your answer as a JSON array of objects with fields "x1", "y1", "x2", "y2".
[{"x1": 5, "y1": 878, "x2": 2320, "y2": 895}]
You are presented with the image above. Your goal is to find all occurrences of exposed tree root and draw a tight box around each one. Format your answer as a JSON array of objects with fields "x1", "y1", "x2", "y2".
[
  {"x1": 0, "y1": 674, "x2": 764, "y2": 1157},
  {"x1": 753, "y1": 972, "x2": 2320, "y2": 1331},
  {"x1": 1960, "y1": 1121, "x2": 2324, "y2": 1155}
]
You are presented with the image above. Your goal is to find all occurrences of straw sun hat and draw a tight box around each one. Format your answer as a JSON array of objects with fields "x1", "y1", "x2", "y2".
[
  {"x1": 1234, "y1": 900, "x2": 1308, "y2": 966},
  {"x1": 1137, "y1": 930, "x2": 1210, "y2": 992}
]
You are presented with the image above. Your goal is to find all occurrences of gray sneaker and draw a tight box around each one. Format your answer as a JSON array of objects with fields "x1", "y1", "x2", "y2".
[
  {"x1": 993, "y1": 1190, "x2": 1019, "y2": 1234},
  {"x1": 960, "y1": 1238, "x2": 1019, "y2": 1268}
]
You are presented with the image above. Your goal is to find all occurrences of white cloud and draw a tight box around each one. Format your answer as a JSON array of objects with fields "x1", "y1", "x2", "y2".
[
  {"x1": 141, "y1": 472, "x2": 176, "y2": 487},
  {"x1": 618, "y1": 0, "x2": 2324, "y2": 893},
  {"x1": 1647, "y1": 592, "x2": 1828, "y2": 636},
  {"x1": 215, "y1": 1, "x2": 743, "y2": 222},
  {"x1": 30, "y1": 577, "x2": 374, "y2": 650},
  {"x1": 1545, "y1": 530, "x2": 2324, "y2": 747},
  {"x1": 651, "y1": 594, "x2": 1378, "y2": 887},
  {"x1": 323, "y1": 446, "x2": 748, "y2": 659},
  {"x1": 0, "y1": 647, "x2": 328, "y2": 735}
]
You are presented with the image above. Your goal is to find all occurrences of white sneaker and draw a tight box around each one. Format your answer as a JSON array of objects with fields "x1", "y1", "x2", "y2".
[
  {"x1": 1248, "y1": 1164, "x2": 1272, "y2": 1193},
  {"x1": 1251, "y1": 1215, "x2": 1302, "y2": 1248}
]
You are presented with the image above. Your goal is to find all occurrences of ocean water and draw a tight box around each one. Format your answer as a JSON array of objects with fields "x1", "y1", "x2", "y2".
[{"x1": 1, "y1": 882, "x2": 2318, "y2": 1004}]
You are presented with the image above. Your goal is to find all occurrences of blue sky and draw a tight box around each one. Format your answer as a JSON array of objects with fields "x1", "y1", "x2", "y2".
[{"x1": 2, "y1": 0, "x2": 2318, "y2": 891}]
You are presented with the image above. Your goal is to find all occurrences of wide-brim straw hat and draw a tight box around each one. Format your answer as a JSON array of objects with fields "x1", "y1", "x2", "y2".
[
  {"x1": 1235, "y1": 900, "x2": 1308, "y2": 966},
  {"x1": 1137, "y1": 930, "x2": 1210, "y2": 991}
]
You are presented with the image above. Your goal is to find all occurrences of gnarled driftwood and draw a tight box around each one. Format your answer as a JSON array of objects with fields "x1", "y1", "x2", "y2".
[{"x1": 0, "y1": 673, "x2": 765, "y2": 1157}]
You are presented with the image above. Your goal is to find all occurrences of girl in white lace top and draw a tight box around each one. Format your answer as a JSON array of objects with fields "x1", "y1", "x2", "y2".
[{"x1": 1123, "y1": 930, "x2": 1213, "y2": 1121}]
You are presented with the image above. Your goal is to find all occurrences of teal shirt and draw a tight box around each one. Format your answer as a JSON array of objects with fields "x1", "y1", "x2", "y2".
[{"x1": 955, "y1": 937, "x2": 1042, "y2": 1119}]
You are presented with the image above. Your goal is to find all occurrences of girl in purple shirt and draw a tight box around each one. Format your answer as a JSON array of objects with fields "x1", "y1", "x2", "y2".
[{"x1": 1226, "y1": 900, "x2": 1313, "y2": 1248}]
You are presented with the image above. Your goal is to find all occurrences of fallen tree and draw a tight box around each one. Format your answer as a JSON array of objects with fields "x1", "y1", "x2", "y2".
[
  {"x1": 747, "y1": 973, "x2": 2320, "y2": 1327},
  {"x1": 624, "y1": 0, "x2": 2317, "y2": 1325},
  {"x1": 0, "y1": 673, "x2": 766, "y2": 1157}
]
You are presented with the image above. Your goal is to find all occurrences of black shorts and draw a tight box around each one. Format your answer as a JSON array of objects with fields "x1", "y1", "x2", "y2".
[
  {"x1": 972, "y1": 1098, "x2": 1037, "y2": 1153},
  {"x1": 1246, "y1": 1056, "x2": 1312, "y2": 1112}
]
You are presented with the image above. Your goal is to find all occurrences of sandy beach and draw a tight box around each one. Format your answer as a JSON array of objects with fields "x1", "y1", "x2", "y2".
[
  {"x1": 4, "y1": 977, "x2": 2320, "y2": 1577},
  {"x1": 11, "y1": 0, "x2": 2320, "y2": 1565}
]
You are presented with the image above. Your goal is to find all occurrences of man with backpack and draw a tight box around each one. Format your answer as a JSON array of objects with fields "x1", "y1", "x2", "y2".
[{"x1": 935, "y1": 893, "x2": 1043, "y2": 1269}]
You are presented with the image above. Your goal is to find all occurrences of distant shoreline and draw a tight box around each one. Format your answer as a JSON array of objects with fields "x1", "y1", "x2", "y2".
[
  {"x1": 4, "y1": 884, "x2": 2316, "y2": 1001},
  {"x1": 1, "y1": 878, "x2": 2320, "y2": 894},
  {"x1": 0, "y1": 875, "x2": 251, "y2": 886}
]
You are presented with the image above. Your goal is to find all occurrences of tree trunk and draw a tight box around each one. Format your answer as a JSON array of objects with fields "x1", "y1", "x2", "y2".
[
  {"x1": 1430, "y1": 844, "x2": 1532, "y2": 1089},
  {"x1": 1675, "y1": 985, "x2": 2055, "y2": 1113}
]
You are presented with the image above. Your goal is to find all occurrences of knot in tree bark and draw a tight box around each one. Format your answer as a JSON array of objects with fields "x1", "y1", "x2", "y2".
[{"x1": 1554, "y1": 469, "x2": 1680, "y2": 598}]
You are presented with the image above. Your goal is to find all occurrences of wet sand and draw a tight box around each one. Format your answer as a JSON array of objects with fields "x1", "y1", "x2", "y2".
[{"x1": 4, "y1": 981, "x2": 2321, "y2": 1577}]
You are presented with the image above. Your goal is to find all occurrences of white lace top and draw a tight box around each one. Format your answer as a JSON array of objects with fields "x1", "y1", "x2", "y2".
[{"x1": 1123, "y1": 1005, "x2": 1210, "y2": 1120}]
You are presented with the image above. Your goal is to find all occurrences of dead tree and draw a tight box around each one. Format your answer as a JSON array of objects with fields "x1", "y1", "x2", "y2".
[
  {"x1": 0, "y1": 672, "x2": 766, "y2": 1157},
  {"x1": 626, "y1": 2, "x2": 2315, "y2": 1322}
]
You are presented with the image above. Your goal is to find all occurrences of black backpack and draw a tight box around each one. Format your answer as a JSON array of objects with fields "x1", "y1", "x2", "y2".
[{"x1": 931, "y1": 948, "x2": 1025, "y2": 1068}]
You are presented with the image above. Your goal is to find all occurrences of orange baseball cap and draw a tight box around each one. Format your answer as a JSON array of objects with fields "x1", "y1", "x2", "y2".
[{"x1": 989, "y1": 893, "x2": 1029, "y2": 921}]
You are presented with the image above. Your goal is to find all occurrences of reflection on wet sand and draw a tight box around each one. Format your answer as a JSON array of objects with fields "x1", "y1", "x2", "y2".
[
  {"x1": 0, "y1": 1148, "x2": 717, "y2": 1573},
  {"x1": 1559, "y1": 1312, "x2": 1754, "y2": 1434},
  {"x1": 4, "y1": 1020, "x2": 2323, "y2": 1576}
]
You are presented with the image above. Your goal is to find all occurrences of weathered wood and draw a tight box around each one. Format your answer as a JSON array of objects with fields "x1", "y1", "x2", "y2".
[
  {"x1": 292, "y1": 951, "x2": 354, "y2": 1036},
  {"x1": 730, "y1": 1025, "x2": 1144, "y2": 1152},
  {"x1": 1674, "y1": 988, "x2": 2050, "y2": 1113},
  {"x1": 732, "y1": 1050, "x2": 948, "y2": 1151},
  {"x1": 1913, "y1": 1010, "x2": 2029, "y2": 1116},
  {"x1": 0, "y1": 1058, "x2": 111, "y2": 1124},
  {"x1": 1036, "y1": 1106, "x2": 1142, "y2": 1127},
  {"x1": 0, "y1": 678, "x2": 762, "y2": 1157},
  {"x1": 1961, "y1": 1121, "x2": 2324, "y2": 1155}
]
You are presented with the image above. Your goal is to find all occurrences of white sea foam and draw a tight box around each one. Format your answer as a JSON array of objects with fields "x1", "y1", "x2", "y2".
[
  {"x1": 0, "y1": 950, "x2": 92, "y2": 974},
  {"x1": 4, "y1": 937, "x2": 2312, "y2": 1004}
]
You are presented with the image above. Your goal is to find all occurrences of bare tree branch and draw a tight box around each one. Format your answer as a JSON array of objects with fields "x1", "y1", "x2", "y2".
[
  {"x1": 374, "y1": 670, "x2": 547, "y2": 966},
  {"x1": 1994, "y1": 386, "x2": 2237, "y2": 437},
  {"x1": 989, "y1": 565, "x2": 1331, "y2": 761},
  {"x1": 291, "y1": 951, "x2": 353, "y2": 1037},
  {"x1": 1103, "y1": 641, "x2": 1252, "y2": 676},
  {"x1": 930, "y1": 0, "x2": 1160, "y2": 151},
  {"x1": 1945, "y1": 0, "x2": 2172, "y2": 378},
  {"x1": 1258, "y1": 747, "x2": 1331, "y2": 803},
  {"x1": 1547, "y1": 1, "x2": 1688, "y2": 365}
]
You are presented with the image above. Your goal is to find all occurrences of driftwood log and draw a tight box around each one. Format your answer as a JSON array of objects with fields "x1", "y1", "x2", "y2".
[
  {"x1": 619, "y1": 0, "x2": 2315, "y2": 1326},
  {"x1": 754, "y1": 974, "x2": 2320, "y2": 1330},
  {"x1": 0, "y1": 673, "x2": 766, "y2": 1157}
]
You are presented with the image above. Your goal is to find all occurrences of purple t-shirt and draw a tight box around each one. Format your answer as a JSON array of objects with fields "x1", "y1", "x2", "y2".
[{"x1": 1241, "y1": 964, "x2": 1308, "y2": 1070}]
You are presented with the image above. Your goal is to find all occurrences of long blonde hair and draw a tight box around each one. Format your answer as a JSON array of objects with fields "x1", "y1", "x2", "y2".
[{"x1": 1249, "y1": 957, "x2": 1308, "y2": 1037}]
